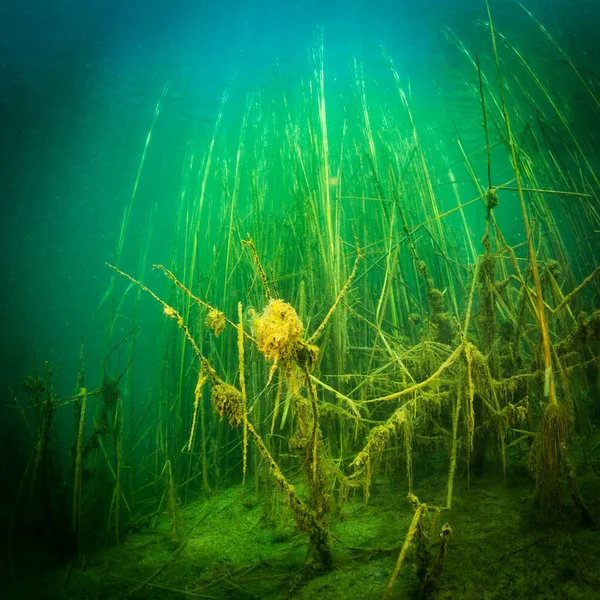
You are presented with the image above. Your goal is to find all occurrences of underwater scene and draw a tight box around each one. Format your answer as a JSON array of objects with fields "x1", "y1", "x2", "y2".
[{"x1": 1, "y1": 0, "x2": 600, "y2": 598}]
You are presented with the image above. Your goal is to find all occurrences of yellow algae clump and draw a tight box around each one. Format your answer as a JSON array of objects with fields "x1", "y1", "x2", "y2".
[
  {"x1": 212, "y1": 382, "x2": 243, "y2": 427},
  {"x1": 205, "y1": 308, "x2": 226, "y2": 337},
  {"x1": 254, "y1": 299, "x2": 304, "y2": 365}
]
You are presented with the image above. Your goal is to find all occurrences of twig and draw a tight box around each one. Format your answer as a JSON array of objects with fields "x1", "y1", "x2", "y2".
[
  {"x1": 124, "y1": 540, "x2": 189, "y2": 597},
  {"x1": 111, "y1": 572, "x2": 215, "y2": 598},
  {"x1": 308, "y1": 248, "x2": 363, "y2": 343}
]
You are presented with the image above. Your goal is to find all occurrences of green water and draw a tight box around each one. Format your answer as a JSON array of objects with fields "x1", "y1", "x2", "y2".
[{"x1": 1, "y1": 1, "x2": 599, "y2": 598}]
